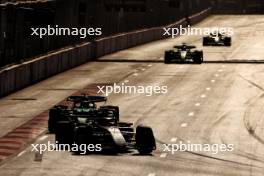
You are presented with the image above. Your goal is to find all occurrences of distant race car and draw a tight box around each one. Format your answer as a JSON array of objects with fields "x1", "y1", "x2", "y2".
[
  {"x1": 203, "y1": 32, "x2": 231, "y2": 46},
  {"x1": 164, "y1": 43, "x2": 203, "y2": 64},
  {"x1": 48, "y1": 95, "x2": 156, "y2": 154}
]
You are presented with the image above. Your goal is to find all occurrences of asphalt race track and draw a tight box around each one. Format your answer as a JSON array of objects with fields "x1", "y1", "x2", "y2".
[{"x1": 0, "y1": 15, "x2": 264, "y2": 176}]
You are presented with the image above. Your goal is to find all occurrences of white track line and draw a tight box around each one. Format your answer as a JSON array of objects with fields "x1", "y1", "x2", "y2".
[
  {"x1": 195, "y1": 103, "x2": 201, "y2": 106},
  {"x1": 181, "y1": 123, "x2": 188, "y2": 127},
  {"x1": 200, "y1": 94, "x2": 206, "y2": 98},
  {"x1": 39, "y1": 135, "x2": 48, "y2": 141},
  {"x1": 170, "y1": 137, "x2": 177, "y2": 142},
  {"x1": 160, "y1": 153, "x2": 167, "y2": 158},
  {"x1": 188, "y1": 112, "x2": 195, "y2": 117},
  {"x1": 17, "y1": 150, "x2": 26, "y2": 157}
]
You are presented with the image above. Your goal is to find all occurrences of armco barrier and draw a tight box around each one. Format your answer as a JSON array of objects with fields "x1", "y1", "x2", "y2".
[{"x1": 0, "y1": 8, "x2": 211, "y2": 97}]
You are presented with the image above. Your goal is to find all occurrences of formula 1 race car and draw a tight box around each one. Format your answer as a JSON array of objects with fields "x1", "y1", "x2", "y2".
[
  {"x1": 164, "y1": 43, "x2": 203, "y2": 64},
  {"x1": 203, "y1": 32, "x2": 231, "y2": 46},
  {"x1": 48, "y1": 95, "x2": 115, "y2": 133},
  {"x1": 48, "y1": 95, "x2": 156, "y2": 154}
]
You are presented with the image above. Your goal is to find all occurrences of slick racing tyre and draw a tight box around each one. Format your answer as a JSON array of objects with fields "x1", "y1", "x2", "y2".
[
  {"x1": 193, "y1": 56, "x2": 202, "y2": 64},
  {"x1": 203, "y1": 37, "x2": 209, "y2": 46},
  {"x1": 193, "y1": 51, "x2": 203, "y2": 64},
  {"x1": 135, "y1": 125, "x2": 156, "y2": 155},
  {"x1": 55, "y1": 121, "x2": 74, "y2": 145},
  {"x1": 224, "y1": 37, "x2": 231, "y2": 46},
  {"x1": 164, "y1": 50, "x2": 173, "y2": 64},
  {"x1": 48, "y1": 105, "x2": 67, "y2": 133}
]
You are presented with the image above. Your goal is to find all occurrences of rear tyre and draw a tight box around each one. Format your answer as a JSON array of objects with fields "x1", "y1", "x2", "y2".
[
  {"x1": 224, "y1": 37, "x2": 231, "y2": 46},
  {"x1": 135, "y1": 125, "x2": 156, "y2": 155},
  {"x1": 193, "y1": 51, "x2": 203, "y2": 64},
  {"x1": 203, "y1": 38, "x2": 209, "y2": 46},
  {"x1": 55, "y1": 121, "x2": 74, "y2": 145},
  {"x1": 164, "y1": 50, "x2": 173, "y2": 64},
  {"x1": 48, "y1": 105, "x2": 67, "y2": 133}
]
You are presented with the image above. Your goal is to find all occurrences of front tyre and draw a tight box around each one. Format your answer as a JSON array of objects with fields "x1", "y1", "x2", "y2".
[{"x1": 135, "y1": 125, "x2": 156, "y2": 155}]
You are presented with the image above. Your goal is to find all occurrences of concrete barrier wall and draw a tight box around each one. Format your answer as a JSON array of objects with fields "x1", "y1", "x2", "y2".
[{"x1": 0, "y1": 8, "x2": 211, "y2": 97}]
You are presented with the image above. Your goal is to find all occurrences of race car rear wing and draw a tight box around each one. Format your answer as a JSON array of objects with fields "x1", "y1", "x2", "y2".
[
  {"x1": 67, "y1": 95, "x2": 107, "y2": 103},
  {"x1": 173, "y1": 45, "x2": 196, "y2": 50}
]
